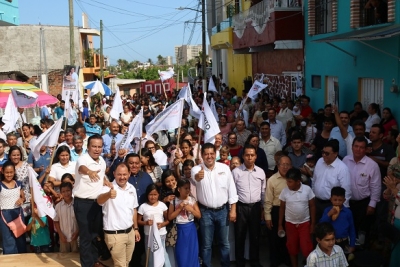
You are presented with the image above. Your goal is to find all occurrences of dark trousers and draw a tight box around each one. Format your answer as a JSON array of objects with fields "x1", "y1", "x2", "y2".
[
  {"x1": 315, "y1": 198, "x2": 332, "y2": 222},
  {"x1": 267, "y1": 206, "x2": 289, "y2": 267},
  {"x1": 74, "y1": 197, "x2": 103, "y2": 267},
  {"x1": 350, "y1": 197, "x2": 373, "y2": 238},
  {"x1": 130, "y1": 226, "x2": 145, "y2": 267},
  {"x1": 234, "y1": 202, "x2": 261, "y2": 267}
]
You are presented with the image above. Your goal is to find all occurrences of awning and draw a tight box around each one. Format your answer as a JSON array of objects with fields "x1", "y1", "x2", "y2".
[{"x1": 313, "y1": 24, "x2": 400, "y2": 43}]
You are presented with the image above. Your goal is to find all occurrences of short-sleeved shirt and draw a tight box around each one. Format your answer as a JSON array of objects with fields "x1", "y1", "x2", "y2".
[
  {"x1": 306, "y1": 245, "x2": 348, "y2": 267},
  {"x1": 369, "y1": 143, "x2": 396, "y2": 178},
  {"x1": 99, "y1": 181, "x2": 138, "y2": 231},
  {"x1": 279, "y1": 184, "x2": 315, "y2": 224},
  {"x1": 138, "y1": 201, "x2": 168, "y2": 235},
  {"x1": 28, "y1": 216, "x2": 51, "y2": 247},
  {"x1": 173, "y1": 196, "x2": 197, "y2": 224},
  {"x1": 73, "y1": 153, "x2": 106, "y2": 199},
  {"x1": 49, "y1": 161, "x2": 76, "y2": 181},
  {"x1": 54, "y1": 199, "x2": 78, "y2": 242},
  {"x1": 28, "y1": 151, "x2": 51, "y2": 178},
  {"x1": 84, "y1": 122, "x2": 102, "y2": 137},
  {"x1": 54, "y1": 107, "x2": 64, "y2": 119}
]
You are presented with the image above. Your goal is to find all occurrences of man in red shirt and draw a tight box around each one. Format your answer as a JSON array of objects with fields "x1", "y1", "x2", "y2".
[{"x1": 295, "y1": 95, "x2": 313, "y2": 124}]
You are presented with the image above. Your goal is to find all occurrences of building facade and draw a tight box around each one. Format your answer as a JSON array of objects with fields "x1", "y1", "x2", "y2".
[
  {"x1": 304, "y1": 0, "x2": 400, "y2": 119},
  {"x1": 0, "y1": 0, "x2": 19, "y2": 26},
  {"x1": 175, "y1": 44, "x2": 204, "y2": 65}
]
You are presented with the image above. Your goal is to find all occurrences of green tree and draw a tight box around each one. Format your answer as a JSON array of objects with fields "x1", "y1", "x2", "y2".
[
  {"x1": 157, "y1": 55, "x2": 167, "y2": 66},
  {"x1": 117, "y1": 59, "x2": 129, "y2": 70}
]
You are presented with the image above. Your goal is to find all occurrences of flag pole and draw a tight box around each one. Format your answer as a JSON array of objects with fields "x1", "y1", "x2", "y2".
[
  {"x1": 160, "y1": 79, "x2": 168, "y2": 102},
  {"x1": 196, "y1": 129, "x2": 202, "y2": 160},
  {"x1": 44, "y1": 146, "x2": 57, "y2": 184}
]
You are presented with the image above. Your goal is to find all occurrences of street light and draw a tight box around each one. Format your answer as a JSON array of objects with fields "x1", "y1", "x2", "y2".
[{"x1": 177, "y1": 2, "x2": 207, "y2": 92}]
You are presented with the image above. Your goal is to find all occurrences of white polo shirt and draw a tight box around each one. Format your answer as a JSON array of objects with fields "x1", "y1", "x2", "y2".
[
  {"x1": 99, "y1": 180, "x2": 138, "y2": 231},
  {"x1": 279, "y1": 184, "x2": 315, "y2": 224},
  {"x1": 73, "y1": 153, "x2": 106, "y2": 199},
  {"x1": 49, "y1": 161, "x2": 76, "y2": 181},
  {"x1": 191, "y1": 162, "x2": 238, "y2": 208}
]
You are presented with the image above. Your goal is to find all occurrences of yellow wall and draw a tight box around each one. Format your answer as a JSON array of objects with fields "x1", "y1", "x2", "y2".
[{"x1": 226, "y1": 50, "x2": 252, "y2": 95}]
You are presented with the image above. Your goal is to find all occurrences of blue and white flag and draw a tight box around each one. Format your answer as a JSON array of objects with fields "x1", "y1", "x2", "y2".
[{"x1": 11, "y1": 89, "x2": 38, "y2": 107}]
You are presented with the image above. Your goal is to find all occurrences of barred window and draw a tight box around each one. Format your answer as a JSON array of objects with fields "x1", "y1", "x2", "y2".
[
  {"x1": 315, "y1": 0, "x2": 333, "y2": 34},
  {"x1": 360, "y1": 0, "x2": 388, "y2": 27}
]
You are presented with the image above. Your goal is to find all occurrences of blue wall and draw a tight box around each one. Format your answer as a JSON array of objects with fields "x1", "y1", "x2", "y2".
[
  {"x1": 304, "y1": 1, "x2": 400, "y2": 119},
  {"x1": 0, "y1": 0, "x2": 19, "y2": 26}
]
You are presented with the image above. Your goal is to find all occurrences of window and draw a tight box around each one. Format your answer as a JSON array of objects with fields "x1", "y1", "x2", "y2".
[
  {"x1": 311, "y1": 75, "x2": 322, "y2": 89},
  {"x1": 315, "y1": 0, "x2": 333, "y2": 34},
  {"x1": 360, "y1": 0, "x2": 388, "y2": 27}
]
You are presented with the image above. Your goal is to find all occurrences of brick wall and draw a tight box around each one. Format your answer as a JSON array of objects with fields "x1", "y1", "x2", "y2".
[{"x1": 27, "y1": 69, "x2": 63, "y2": 96}]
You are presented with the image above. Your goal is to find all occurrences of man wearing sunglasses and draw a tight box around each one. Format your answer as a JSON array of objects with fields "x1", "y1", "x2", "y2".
[{"x1": 312, "y1": 139, "x2": 352, "y2": 221}]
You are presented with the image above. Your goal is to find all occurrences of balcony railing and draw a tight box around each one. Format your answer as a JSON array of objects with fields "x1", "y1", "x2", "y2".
[
  {"x1": 212, "y1": 17, "x2": 233, "y2": 35},
  {"x1": 232, "y1": 0, "x2": 302, "y2": 38}
]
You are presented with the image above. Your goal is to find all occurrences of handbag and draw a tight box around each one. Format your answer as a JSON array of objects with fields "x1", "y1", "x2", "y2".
[
  {"x1": 1, "y1": 209, "x2": 26, "y2": 238},
  {"x1": 166, "y1": 199, "x2": 177, "y2": 247}
]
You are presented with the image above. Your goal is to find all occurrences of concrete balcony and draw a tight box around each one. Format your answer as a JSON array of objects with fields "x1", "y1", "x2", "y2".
[{"x1": 211, "y1": 18, "x2": 233, "y2": 49}]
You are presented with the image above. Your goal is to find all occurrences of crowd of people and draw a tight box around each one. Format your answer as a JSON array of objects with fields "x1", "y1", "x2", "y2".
[{"x1": 0, "y1": 80, "x2": 399, "y2": 267}]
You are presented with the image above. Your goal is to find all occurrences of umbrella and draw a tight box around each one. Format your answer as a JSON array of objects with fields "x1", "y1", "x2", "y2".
[
  {"x1": 84, "y1": 80, "x2": 112, "y2": 96},
  {"x1": 0, "y1": 80, "x2": 58, "y2": 108}
]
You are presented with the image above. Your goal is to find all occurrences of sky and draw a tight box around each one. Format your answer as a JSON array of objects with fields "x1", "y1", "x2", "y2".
[{"x1": 19, "y1": 0, "x2": 204, "y2": 65}]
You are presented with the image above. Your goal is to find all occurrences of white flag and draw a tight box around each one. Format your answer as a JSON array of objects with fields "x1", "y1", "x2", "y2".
[
  {"x1": 145, "y1": 98, "x2": 184, "y2": 136},
  {"x1": 2, "y1": 94, "x2": 19, "y2": 134},
  {"x1": 208, "y1": 77, "x2": 218, "y2": 92},
  {"x1": 30, "y1": 118, "x2": 63, "y2": 161},
  {"x1": 247, "y1": 80, "x2": 268, "y2": 99},
  {"x1": 199, "y1": 93, "x2": 220, "y2": 143},
  {"x1": 110, "y1": 89, "x2": 124, "y2": 120},
  {"x1": 148, "y1": 219, "x2": 165, "y2": 267},
  {"x1": 186, "y1": 84, "x2": 202, "y2": 119},
  {"x1": 117, "y1": 109, "x2": 143, "y2": 151},
  {"x1": 158, "y1": 67, "x2": 174, "y2": 82},
  {"x1": 210, "y1": 98, "x2": 219, "y2": 122},
  {"x1": 11, "y1": 89, "x2": 38, "y2": 108},
  {"x1": 28, "y1": 166, "x2": 56, "y2": 219},
  {"x1": 90, "y1": 80, "x2": 105, "y2": 96}
]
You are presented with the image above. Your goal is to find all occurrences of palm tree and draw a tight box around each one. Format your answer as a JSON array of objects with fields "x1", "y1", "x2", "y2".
[
  {"x1": 157, "y1": 55, "x2": 167, "y2": 66},
  {"x1": 147, "y1": 58, "x2": 153, "y2": 65}
]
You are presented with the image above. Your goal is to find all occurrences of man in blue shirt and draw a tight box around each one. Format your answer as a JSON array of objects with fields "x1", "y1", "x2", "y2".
[
  {"x1": 102, "y1": 121, "x2": 123, "y2": 156},
  {"x1": 79, "y1": 113, "x2": 102, "y2": 137},
  {"x1": 40, "y1": 105, "x2": 50, "y2": 120},
  {"x1": 27, "y1": 145, "x2": 51, "y2": 182},
  {"x1": 329, "y1": 111, "x2": 354, "y2": 158},
  {"x1": 54, "y1": 100, "x2": 65, "y2": 120},
  {"x1": 70, "y1": 135, "x2": 87, "y2": 162}
]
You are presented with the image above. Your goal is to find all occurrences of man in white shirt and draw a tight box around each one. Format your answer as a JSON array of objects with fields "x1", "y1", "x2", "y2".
[
  {"x1": 191, "y1": 143, "x2": 238, "y2": 267},
  {"x1": 265, "y1": 108, "x2": 286, "y2": 146},
  {"x1": 79, "y1": 93, "x2": 91, "y2": 112},
  {"x1": 97, "y1": 163, "x2": 141, "y2": 267},
  {"x1": 73, "y1": 134, "x2": 108, "y2": 267},
  {"x1": 259, "y1": 121, "x2": 282, "y2": 177},
  {"x1": 312, "y1": 139, "x2": 351, "y2": 221}
]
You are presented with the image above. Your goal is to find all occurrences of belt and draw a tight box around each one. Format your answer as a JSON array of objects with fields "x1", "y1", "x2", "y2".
[
  {"x1": 198, "y1": 202, "x2": 226, "y2": 211},
  {"x1": 75, "y1": 197, "x2": 97, "y2": 202},
  {"x1": 336, "y1": 237, "x2": 348, "y2": 243},
  {"x1": 104, "y1": 226, "x2": 132, "y2": 235},
  {"x1": 316, "y1": 198, "x2": 331, "y2": 203},
  {"x1": 237, "y1": 201, "x2": 260, "y2": 207}
]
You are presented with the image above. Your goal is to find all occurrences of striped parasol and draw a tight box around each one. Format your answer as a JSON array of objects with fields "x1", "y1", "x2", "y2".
[{"x1": 0, "y1": 80, "x2": 58, "y2": 108}]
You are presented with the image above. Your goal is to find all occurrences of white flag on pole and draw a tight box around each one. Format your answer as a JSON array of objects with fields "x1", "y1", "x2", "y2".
[
  {"x1": 110, "y1": 89, "x2": 124, "y2": 120},
  {"x1": 11, "y1": 89, "x2": 38, "y2": 107},
  {"x1": 148, "y1": 219, "x2": 165, "y2": 267},
  {"x1": 117, "y1": 109, "x2": 143, "y2": 151},
  {"x1": 3, "y1": 94, "x2": 19, "y2": 134},
  {"x1": 208, "y1": 77, "x2": 218, "y2": 92},
  {"x1": 199, "y1": 93, "x2": 220, "y2": 143},
  {"x1": 158, "y1": 68, "x2": 174, "y2": 82},
  {"x1": 145, "y1": 99, "x2": 184, "y2": 136},
  {"x1": 178, "y1": 84, "x2": 201, "y2": 119},
  {"x1": 30, "y1": 118, "x2": 63, "y2": 161},
  {"x1": 247, "y1": 80, "x2": 268, "y2": 99},
  {"x1": 28, "y1": 166, "x2": 56, "y2": 219},
  {"x1": 90, "y1": 80, "x2": 105, "y2": 96},
  {"x1": 210, "y1": 98, "x2": 219, "y2": 122}
]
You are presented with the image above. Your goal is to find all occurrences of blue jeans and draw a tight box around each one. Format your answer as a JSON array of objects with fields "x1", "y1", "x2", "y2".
[
  {"x1": 199, "y1": 205, "x2": 230, "y2": 267},
  {"x1": 0, "y1": 208, "x2": 27, "y2": 254}
]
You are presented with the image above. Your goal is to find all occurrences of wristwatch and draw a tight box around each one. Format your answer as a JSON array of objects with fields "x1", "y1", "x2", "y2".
[{"x1": 134, "y1": 227, "x2": 139, "y2": 231}]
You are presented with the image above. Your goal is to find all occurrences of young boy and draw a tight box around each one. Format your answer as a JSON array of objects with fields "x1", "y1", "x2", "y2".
[
  {"x1": 279, "y1": 168, "x2": 316, "y2": 267},
  {"x1": 306, "y1": 222, "x2": 348, "y2": 266},
  {"x1": 54, "y1": 182, "x2": 79, "y2": 253},
  {"x1": 319, "y1": 187, "x2": 356, "y2": 253},
  {"x1": 217, "y1": 145, "x2": 230, "y2": 166}
]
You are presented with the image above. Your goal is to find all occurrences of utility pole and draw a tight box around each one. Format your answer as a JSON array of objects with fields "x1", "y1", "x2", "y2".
[
  {"x1": 100, "y1": 19, "x2": 104, "y2": 82},
  {"x1": 69, "y1": 0, "x2": 74, "y2": 65},
  {"x1": 201, "y1": 0, "x2": 207, "y2": 92}
]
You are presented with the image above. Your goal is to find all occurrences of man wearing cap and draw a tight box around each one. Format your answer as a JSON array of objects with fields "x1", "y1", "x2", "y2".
[{"x1": 79, "y1": 93, "x2": 92, "y2": 112}]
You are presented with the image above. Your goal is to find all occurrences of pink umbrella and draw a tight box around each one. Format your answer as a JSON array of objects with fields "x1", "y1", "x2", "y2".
[{"x1": 0, "y1": 80, "x2": 59, "y2": 108}]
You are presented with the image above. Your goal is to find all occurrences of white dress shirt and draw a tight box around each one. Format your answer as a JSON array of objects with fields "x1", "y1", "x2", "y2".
[
  {"x1": 73, "y1": 153, "x2": 106, "y2": 199},
  {"x1": 99, "y1": 180, "x2": 138, "y2": 231},
  {"x1": 49, "y1": 161, "x2": 76, "y2": 181},
  {"x1": 191, "y1": 162, "x2": 238, "y2": 208},
  {"x1": 266, "y1": 119, "x2": 286, "y2": 147},
  {"x1": 312, "y1": 157, "x2": 352, "y2": 207},
  {"x1": 259, "y1": 136, "x2": 282, "y2": 170},
  {"x1": 365, "y1": 113, "x2": 381, "y2": 133}
]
